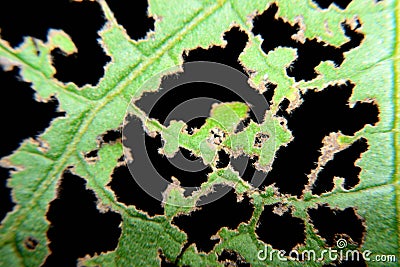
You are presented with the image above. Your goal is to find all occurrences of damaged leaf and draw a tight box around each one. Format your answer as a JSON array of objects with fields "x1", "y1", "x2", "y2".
[{"x1": 0, "y1": 0, "x2": 398, "y2": 266}]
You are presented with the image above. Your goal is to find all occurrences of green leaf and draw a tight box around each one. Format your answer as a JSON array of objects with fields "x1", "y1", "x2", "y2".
[{"x1": 0, "y1": 0, "x2": 398, "y2": 266}]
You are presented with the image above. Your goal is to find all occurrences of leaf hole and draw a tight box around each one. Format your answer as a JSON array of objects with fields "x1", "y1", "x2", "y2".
[
  {"x1": 255, "y1": 204, "x2": 305, "y2": 252},
  {"x1": 0, "y1": 67, "x2": 64, "y2": 158},
  {"x1": 254, "y1": 132, "x2": 269, "y2": 148},
  {"x1": 312, "y1": 0, "x2": 353, "y2": 10},
  {"x1": 261, "y1": 82, "x2": 379, "y2": 196},
  {"x1": 218, "y1": 249, "x2": 250, "y2": 267},
  {"x1": 252, "y1": 3, "x2": 364, "y2": 82},
  {"x1": 138, "y1": 82, "x2": 255, "y2": 126},
  {"x1": 0, "y1": 168, "x2": 15, "y2": 223},
  {"x1": 216, "y1": 149, "x2": 230, "y2": 169},
  {"x1": 6, "y1": 0, "x2": 112, "y2": 87},
  {"x1": 158, "y1": 248, "x2": 178, "y2": 267},
  {"x1": 117, "y1": 155, "x2": 125, "y2": 163},
  {"x1": 184, "y1": 27, "x2": 248, "y2": 74},
  {"x1": 83, "y1": 149, "x2": 99, "y2": 163},
  {"x1": 123, "y1": 116, "x2": 212, "y2": 200},
  {"x1": 108, "y1": 164, "x2": 165, "y2": 216},
  {"x1": 135, "y1": 27, "x2": 267, "y2": 136},
  {"x1": 230, "y1": 155, "x2": 266, "y2": 187},
  {"x1": 44, "y1": 171, "x2": 121, "y2": 266},
  {"x1": 262, "y1": 82, "x2": 277, "y2": 107},
  {"x1": 235, "y1": 110, "x2": 258, "y2": 133},
  {"x1": 209, "y1": 127, "x2": 226, "y2": 146},
  {"x1": 312, "y1": 138, "x2": 369, "y2": 195},
  {"x1": 100, "y1": 129, "x2": 122, "y2": 144},
  {"x1": 180, "y1": 147, "x2": 200, "y2": 161},
  {"x1": 0, "y1": 67, "x2": 65, "y2": 222},
  {"x1": 308, "y1": 204, "x2": 365, "y2": 247},
  {"x1": 106, "y1": 0, "x2": 155, "y2": 41},
  {"x1": 172, "y1": 185, "x2": 254, "y2": 253},
  {"x1": 145, "y1": 133, "x2": 212, "y2": 190},
  {"x1": 24, "y1": 236, "x2": 39, "y2": 250},
  {"x1": 186, "y1": 117, "x2": 207, "y2": 135}
]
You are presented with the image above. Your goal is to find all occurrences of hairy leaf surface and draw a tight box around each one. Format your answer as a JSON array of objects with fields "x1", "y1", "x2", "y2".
[{"x1": 0, "y1": 0, "x2": 398, "y2": 266}]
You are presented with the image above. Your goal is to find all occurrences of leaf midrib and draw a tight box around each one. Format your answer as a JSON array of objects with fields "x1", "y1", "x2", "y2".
[{"x1": 0, "y1": 0, "x2": 227, "y2": 247}]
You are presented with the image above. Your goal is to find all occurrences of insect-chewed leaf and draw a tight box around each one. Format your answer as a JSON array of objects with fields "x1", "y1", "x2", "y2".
[{"x1": 0, "y1": 0, "x2": 398, "y2": 266}]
